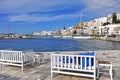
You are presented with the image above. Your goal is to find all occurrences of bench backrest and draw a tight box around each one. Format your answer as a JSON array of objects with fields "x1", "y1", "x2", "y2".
[
  {"x1": 51, "y1": 54, "x2": 96, "y2": 72},
  {"x1": 0, "y1": 50, "x2": 33, "y2": 63},
  {"x1": 22, "y1": 50, "x2": 34, "y2": 62}
]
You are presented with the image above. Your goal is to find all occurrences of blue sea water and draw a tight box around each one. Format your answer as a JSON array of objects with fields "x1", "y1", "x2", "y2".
[{"x1": 0, "y1": 37, "x2": 120, "y2": 52}]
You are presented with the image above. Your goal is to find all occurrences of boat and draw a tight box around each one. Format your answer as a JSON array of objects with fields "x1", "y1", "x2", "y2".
[
  {"x1": 53, "y1": 26, "x2": 61, "y2": 38},
  {"x1": 72, "y1": 11, "x2": 92, "y2": 39},
  {"x1": 53, "y1": 36, "x2": 61, "y2": 38},
  {"x1": 62, "y1": 35, "x2": 92, "y2": 39},
  {"x1": 62, "y1": 36, "x2": 73, "y2": 38},
  {"x1": 73, "y1": 36, "x2": 92, "y2": 39}
]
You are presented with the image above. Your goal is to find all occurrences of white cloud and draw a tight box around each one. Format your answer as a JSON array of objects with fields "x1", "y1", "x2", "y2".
[
  {"x1": 9, "y1": 14, "x2": 79, "y2": 23},
  {"x1": 1, "y1": 0, "x2": 120, "y2": 23},
  {"x1": 82, "y1": 0, "x2": 120, "y2": 17},
  {"x1": 0, "y1": 0, "x2": 83, "y2": 22},
  {"x1": 0, "y1": 0, "x2": 82, "y2": 14}
]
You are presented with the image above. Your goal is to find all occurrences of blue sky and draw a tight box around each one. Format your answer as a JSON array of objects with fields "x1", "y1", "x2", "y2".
[{"x1": 0, "y1": 0, "x2": 120, "y2": 34}]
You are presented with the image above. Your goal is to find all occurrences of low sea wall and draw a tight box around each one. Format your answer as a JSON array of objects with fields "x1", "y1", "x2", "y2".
[{"x1": 94, "y1": 37, "x2": 120, "y2": 42}]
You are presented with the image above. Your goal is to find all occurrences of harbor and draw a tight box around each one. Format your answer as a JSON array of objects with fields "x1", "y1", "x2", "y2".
[
  {"x1": 0, "y1": 50, "x2": 119, "y2": 80},
  {"x1": 0, "y1": 0, "x2": 120, "y2": 80},
  {"x1": 0, "y1": 38, "x2": 120, "y2": 52}
]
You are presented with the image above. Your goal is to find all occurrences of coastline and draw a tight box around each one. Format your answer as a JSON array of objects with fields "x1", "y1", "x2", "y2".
[
  {"x1": 0, "y1": 36, "x2": 120, "y2": 43},
  {"x1": 0, "y1": 37, "x2": 36, "y2": 40},
  {"x1": 94, "y1": 37, "x2": 120, "y2": 42}
]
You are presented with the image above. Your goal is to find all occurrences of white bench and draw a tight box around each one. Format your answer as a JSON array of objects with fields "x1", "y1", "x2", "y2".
[
  {"x1": 0, "y1": 50, "x2": 34, "y2": 70},
  {"x1": 51, "y1": 54, "x2": 96, "y2": 80}
]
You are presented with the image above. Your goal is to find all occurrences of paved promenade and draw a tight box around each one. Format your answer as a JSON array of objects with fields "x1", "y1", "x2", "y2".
[{"x1": 0, "y1": 50, "x2": 119, "y2": 80}]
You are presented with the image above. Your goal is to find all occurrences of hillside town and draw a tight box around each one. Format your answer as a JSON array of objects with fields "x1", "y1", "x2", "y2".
[
  {"x1": 0, "y1": 13, "x2": 120, "y2": 41},
  {"x1": 33, "y1": 13, "x2": 120, "y2": 38}
]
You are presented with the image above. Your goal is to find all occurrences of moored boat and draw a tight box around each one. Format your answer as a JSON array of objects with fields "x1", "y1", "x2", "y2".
[
  {"x1": 62, "y1": 36, "x2": 73, "y2": 38},
  {"x1": 53, "y1": 36, "x2": 61, "y2": 38},
  {"x1": 73, "y1": 36, "x2": 92, "y2": 39}
]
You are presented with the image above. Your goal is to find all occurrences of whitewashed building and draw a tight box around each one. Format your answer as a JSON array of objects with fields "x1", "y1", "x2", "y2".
[
  {"x1": 98, "y1": 24, "x2": 120, "y2": 36},
  {"x1": 93, "y1": 17, "x2": 108, "y2": 27},
  {"x1": 106, "y1": 24, "x2": 120, "y2": 35},
  {"x1": 33, "y1": 32, "x2": 41, "y2": 36},
  {"x1": 41, "y1": 31, "x2": 54, "y2": 36}
]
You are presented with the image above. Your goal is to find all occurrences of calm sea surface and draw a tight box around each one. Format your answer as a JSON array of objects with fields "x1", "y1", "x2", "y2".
[{"x1": 0, "y1": 38, "x2": 120, "y2": 52}]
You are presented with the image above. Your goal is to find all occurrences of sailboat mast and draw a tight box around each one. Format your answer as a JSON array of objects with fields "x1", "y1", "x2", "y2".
[
  {"x1": 56, "y1": 26, "x2": 59, "y2": 36},
  {"x1": 8, "y1": 23, "x2": 10, "y2": 36},
  {"x1": 80, "y1": 11, "x2": 82, "y2": 23},
  {"x1": 80, "y1": 11, "x2": 83, "y2": 36}
]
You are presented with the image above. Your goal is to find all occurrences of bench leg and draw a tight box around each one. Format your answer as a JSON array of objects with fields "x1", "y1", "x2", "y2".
[
  {"x1": 94, "y1": 72, "x2": 96, "y2": 80},
  {"x1": 21, "y1": 63, "x2": 24, "y2": 71},
  {"x1": 51, "y1": 71, "x2": 53, "y2": 78},
  {"x1": 51, "y1": 68, "x2": 53, "y2": 78},
  {"x1": 21, "y1": 66, "x2": 24, "y2": 71},
  {"x1": 109, "y1": 65, "x2": 113, "y2": 80}
]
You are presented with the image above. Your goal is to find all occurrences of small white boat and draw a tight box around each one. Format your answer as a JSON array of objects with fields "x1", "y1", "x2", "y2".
[
  {"x1": 53, "y1": 36, "x2": 61, "y2": 38},
  {"x1": 73, "y1": 36, "x2": 92, "y2": 39},
  {"x1": 62, "y1": 36, "x2": 73, "y2": 38}
]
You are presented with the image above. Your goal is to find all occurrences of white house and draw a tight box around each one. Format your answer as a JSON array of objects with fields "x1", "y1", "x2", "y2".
[
  {"x1": 33, "y1": 32, "x2": 41, "y2": 36},
  {"x1": 98, "y1": 24, "x2": 120, "y2": 36}
]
